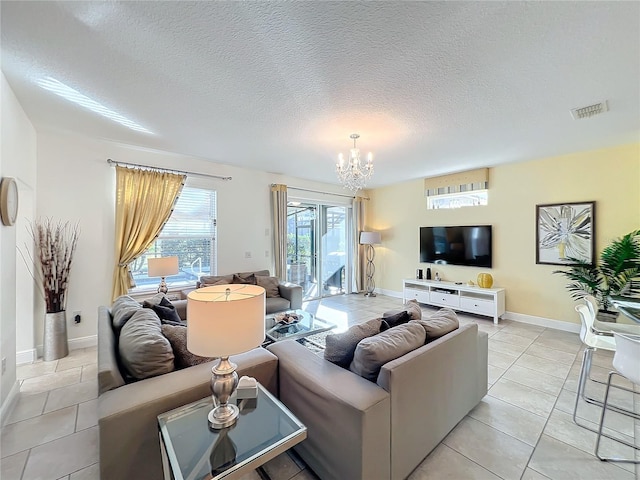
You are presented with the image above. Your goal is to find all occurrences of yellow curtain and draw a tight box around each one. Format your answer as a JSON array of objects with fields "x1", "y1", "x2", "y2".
[
  {"x1": 111, "y1": 166, "x2": 186, "y2": 301},
  {"x1": 271, "y1": 184, "x2": 288, "y2": 280}
]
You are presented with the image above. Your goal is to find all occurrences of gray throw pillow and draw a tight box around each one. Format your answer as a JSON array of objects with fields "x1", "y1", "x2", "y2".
[
  {"x1": 232, "y1": 273, "x2": 257, "y2": 285},
  {"x1": 381, "y1": 299, "x2": 422, "y2": 325},
  {"x1": 324, "y1": 318, "x2": 383, "y2": 368},
  {"x1": 380, "y1": 310, "x2": 411, "y2": 331},
  {"x1": 111, "y1": 295, "x2": 142, "y2": 335},
  {"x1": 161, "y1": 324, "x2": 214, "y2": 369},
  {"x1": 256, "y1": 276, "x2": 281, "y2": 298},
  {"x1": 198, "y1": 274, "x2": 233, "y2": 287},
  {"x1": 349, "y1": 322, "x2": 426, "y2": 382},
  {"x1": 411, "y1": 308, "x2": 459, "y2": 341},
  {"x1": 405, "y1": 300, "x2": 423, "y2": 320},
  {"x1": 143, "y1": 296, "x2": 183, "y2": 325},
  {"x1": 118, "y1": 308, "x2": 175, "y2": 379}
]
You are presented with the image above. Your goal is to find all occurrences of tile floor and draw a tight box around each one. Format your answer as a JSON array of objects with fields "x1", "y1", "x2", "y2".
[{"x1": 1, "y1": 294, "x2": 638, "y2": 479}]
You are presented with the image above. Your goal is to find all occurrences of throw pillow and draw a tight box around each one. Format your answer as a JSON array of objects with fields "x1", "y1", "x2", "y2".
[
  {"x1": 405, "y1": 299, "x2": 423, "y2": 320},
  {"x1": 161, "y1": 324, "x2": 215, "y2": 369},
  {"x1": 256, "y1": 276, "x2": 281, "y2": 298},
  {"x1": 379, "y1": 310, "x2": 411, "y2": 332},
  {"x1": 118, "y1": 309, "x2": 175, "y2": 379},
  {"x1": 143, "y1": 296, "x2": 183, "y2": 325},
  {"x1": 111, "y1": 295, "x2": 142, "y2": 335},
  {"x1": 349, "y1": 322, "x2": 426, "y2": 382},
  {"x1": 411, "y1": 308, "x2": 459, "y2": 341},
  {"x1": 232, "y1": 273, "x2": 257, "y2": 285},
  {"x1": 198, "y1": 274, "x2": 233, "y2": 287},
  {"x1": 324, "y1": 318, "x2": 383, "y2": 368}
]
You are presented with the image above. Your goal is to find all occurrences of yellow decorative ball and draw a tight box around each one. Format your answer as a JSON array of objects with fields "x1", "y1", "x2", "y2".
[{"x1": 477, "y1": 273, "x2": 493, "y2": 288}]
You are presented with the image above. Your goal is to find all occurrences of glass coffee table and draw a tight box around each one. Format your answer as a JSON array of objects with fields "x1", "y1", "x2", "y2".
[
  {"x1": 265, "y1": 309, "x2": 336, "y2": 345},
  {"x1": 158, "y1": 383, "x2": 306, "y2": 480}
]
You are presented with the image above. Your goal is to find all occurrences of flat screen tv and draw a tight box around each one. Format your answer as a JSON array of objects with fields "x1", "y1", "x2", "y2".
[{"x1": 420, "y1": 225, "x2": 493, "y2": 268}]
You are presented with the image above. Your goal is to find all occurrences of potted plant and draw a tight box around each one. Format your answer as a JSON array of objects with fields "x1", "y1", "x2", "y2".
[
  {"x1": 553, "y1": 229, "x2": 640, "y2": 320},
  {"x1": 30, "y1": 219, "x2": 80, "y2": 361}
]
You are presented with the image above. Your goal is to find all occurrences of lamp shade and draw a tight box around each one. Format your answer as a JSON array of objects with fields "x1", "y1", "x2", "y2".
[
  {"x1": 187, "y1": 285, "x2": 266, "y2": 358},
  {"x1": 359, "y1": 231, "x2": 381, "y2": 245},
  {"x1": 148, "y1": 256, "x2": 179, "y2": 277}
]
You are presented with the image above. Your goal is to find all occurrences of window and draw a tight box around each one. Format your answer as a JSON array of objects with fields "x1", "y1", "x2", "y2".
[
  {"x1": 426, "y1": 189, "x2": 488, "y2": 209},
  {"x1": 130, "y1": 186, "x2": 217, "y2": 291}
]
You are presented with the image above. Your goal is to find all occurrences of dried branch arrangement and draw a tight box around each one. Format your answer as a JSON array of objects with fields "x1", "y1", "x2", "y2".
[{"x1": 30, "y1": 219, "x2": 80, "y2": 314}]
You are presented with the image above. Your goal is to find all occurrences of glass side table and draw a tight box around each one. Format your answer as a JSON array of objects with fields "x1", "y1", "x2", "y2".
[{"x1": 158, "y1": 384, "x2": 306, "y2": 480}]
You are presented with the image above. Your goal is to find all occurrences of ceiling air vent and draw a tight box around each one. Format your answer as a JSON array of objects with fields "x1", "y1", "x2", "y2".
[{"x1": 571, "y1": 101, "x2": 608, "y2": 120}]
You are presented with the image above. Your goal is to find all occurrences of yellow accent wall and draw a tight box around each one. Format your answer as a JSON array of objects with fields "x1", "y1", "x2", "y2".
[{"x1": 368, "y1": 143, "x2": 640, "y2": 325}]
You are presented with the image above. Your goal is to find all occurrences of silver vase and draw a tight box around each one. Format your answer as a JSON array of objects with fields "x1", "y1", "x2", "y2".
[{"x1": 44, "y1": 311, "x2": 69, "y2": 361}]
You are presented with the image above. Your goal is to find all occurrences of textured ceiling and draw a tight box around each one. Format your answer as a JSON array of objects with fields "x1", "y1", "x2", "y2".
[{"x1": 2, "y1": 1, "x2": 639, "y2": 187}]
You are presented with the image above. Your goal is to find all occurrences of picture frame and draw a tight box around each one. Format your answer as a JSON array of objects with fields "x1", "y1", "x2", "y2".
[{"x1": 536, "y1": 201, "x2": 595, "y2": 266}]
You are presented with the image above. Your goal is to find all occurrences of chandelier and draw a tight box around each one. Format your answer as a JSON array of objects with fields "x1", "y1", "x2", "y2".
[{"x1": 336, "y1": 133, "x2": 374, "y2": 191}]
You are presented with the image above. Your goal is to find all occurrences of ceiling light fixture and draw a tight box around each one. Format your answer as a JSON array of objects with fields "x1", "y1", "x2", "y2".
[
  {"x1": 37, "y1": 77, "x2": 154, "y2": 134},
  {"x1": 336, "y1": 133, "x2": 373, "y2": 192}
]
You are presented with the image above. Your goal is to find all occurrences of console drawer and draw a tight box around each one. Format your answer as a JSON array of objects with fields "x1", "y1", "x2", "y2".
[
  {"x1": 429, "y1": 291, "x2": 459, "y2": 308},
  {"x1": 405, "y1": 288, "x2": 430, "y2": 304},
  {"x1": 460, "y1": 297, "x2": 494, "y2": 315}
]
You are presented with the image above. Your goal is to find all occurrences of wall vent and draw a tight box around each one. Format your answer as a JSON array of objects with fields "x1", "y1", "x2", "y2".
[{"x1": 571, "y1": 101, "x2": 608, "y2": 120}]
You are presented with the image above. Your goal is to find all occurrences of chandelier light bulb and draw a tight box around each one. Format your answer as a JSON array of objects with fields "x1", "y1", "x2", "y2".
[{"x1": 335, "y1": 133, "x2": 374, "y2": 192}]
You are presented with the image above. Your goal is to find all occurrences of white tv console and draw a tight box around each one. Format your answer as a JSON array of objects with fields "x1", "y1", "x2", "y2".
[{"x1": 403, "y1": 279, "x2": 506, "y2": 324}]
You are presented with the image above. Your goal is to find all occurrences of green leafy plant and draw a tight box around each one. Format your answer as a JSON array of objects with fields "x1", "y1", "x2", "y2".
[{"x1": 553, "y1": 230, "x2": 640, "y2": 312}]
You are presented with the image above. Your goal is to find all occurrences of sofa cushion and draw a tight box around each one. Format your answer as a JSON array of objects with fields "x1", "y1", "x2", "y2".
[
  {"x1": 411, "y1": 308, "x2": 459, "y2": 341},
  {"x1": 161, "y1": 324, "x2": 214, "y2": 369},
  {"x1": 232, "y1": 273, "x2": 257, "y2": 285},
  {"x1": 266, "y1": 297, "x2": 291, "y2": 315},
  {"x1": 199, "y1": 274, "x2": 233, "y2": 287},
  {"x1": 324, "y1": 318, "x2": 383, "y2": 368},
  {"x1": 118, "y1": 308, "x2": 175, "y2": 380},
  {"x1": 111, "y1": 295, "x2": 142, "y2": 335},
  {"x1": 143, "y1": 296, "x2": 183, "y2": 325},
  {"x1": 380, "y1": 310, "x2": 411, "y2": 331},
  {"x1": 256, "y1": 275, "x2": 281, "y2": 298},
  {"x1": 349, "y1": 322, "x2": 426, "y2": 382}
]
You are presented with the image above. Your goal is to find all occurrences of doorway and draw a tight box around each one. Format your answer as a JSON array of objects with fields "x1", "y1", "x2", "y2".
[{"x1": 287, "y1": 202, "x2": 350, "y2": 301}]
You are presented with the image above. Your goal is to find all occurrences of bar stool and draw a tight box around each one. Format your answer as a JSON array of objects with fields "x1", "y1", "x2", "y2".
[
  {"x1": 573, "y1": 305, "x2": 638, "y2": 448},
  {"x1": 594, "y1": 332, "x2": 640, "y2": 463}
]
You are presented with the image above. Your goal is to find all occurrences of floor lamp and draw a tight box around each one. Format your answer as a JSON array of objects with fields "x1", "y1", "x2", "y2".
[{"x1": 360, "y1": 231, "x2": 381, "y2": 297}]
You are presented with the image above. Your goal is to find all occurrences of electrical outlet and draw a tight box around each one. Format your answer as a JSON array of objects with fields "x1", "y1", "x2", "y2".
[
  {"x1": 265, "y1": 250, "x2": 269, "y2": 257},
  {"x1": 73, "y1": 311, "x2": 82, "y2": 324},
  {"x1": 2, "y1": 357, "x2": 6, "y2": 375},
  {"x1": 245, "y1": 251, "x2": 252, "y2": 258}
]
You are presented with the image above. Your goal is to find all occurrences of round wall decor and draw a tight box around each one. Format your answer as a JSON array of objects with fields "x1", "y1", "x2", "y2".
[{"x1": 0, "y1": 177, "x2": 19, "y2": 226}]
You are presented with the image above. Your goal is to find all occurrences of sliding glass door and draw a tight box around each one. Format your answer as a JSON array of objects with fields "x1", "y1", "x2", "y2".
[{"x1": 287, "y1": 202, "x2": 350, "y2": 301}]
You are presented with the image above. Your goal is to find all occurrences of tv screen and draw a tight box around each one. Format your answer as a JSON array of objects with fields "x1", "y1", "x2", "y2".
[{"x1": 420, "y1": 225, "x2": 493, "y2": 268}]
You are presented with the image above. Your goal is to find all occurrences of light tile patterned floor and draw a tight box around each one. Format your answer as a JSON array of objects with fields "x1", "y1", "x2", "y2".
[{"x1": 1, "y1": 294, "x2": 638, "y2": 479}]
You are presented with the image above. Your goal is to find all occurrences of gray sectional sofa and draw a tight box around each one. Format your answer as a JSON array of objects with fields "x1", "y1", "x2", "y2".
[
  {"x1": 98, "y1": 294, "x2": 488, "y2": 480},
  {"x1": 269, "y1": 323, "x2": 488, "y2": 480}
]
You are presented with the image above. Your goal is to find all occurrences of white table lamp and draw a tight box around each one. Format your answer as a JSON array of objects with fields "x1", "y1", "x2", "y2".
[
  {"x1": 148, "y1": 256, "x2": 179, "y2": 293},
  {"x1": 360, "y1": 231, "x2": 381, "y2": 297},
  {"x1": 187, "y1": 284, "x2": 266, "y2": 429}
]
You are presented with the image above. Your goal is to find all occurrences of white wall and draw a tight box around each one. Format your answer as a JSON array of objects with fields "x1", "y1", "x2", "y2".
[
  {"x1": 35, "y1": 129, "x2": 352, "y2": 344},
  {"x1": 0, "y1": 74, "x2": 37, "y2": 410}
]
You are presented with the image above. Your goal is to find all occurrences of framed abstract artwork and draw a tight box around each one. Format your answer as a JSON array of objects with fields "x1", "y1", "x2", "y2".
[{"x1": 536, "y1": 201, "x2": 595, "y2": 266}]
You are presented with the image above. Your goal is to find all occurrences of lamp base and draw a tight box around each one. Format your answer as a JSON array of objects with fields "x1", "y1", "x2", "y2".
[
  {"x1": 208, "y1": 403, "x2": 240, "y2": 429},
  {"x1": 157, "y1": 277, "x2": 169, "y2": 294},
  {"x1": 209, "y1": 358, "x2": 240, "y2": 429}
]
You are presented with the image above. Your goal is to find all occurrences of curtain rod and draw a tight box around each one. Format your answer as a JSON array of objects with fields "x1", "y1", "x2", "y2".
[
  {"x1": 107, "y1": 159, "x2": 232, "y2": 181},
  {"x1": 284, "y1": 185, "x2": 369, "y2": 200}
]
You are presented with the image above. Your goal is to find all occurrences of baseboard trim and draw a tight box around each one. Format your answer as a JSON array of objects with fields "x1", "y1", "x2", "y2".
[
  {"x1": 502, "y1": 311, "x2": 580, "y2": 333},
  {"x1": 0, "y1": 381, "x2": 20, "y2": 427},
  {"x1": 16, "y1": 349, "x2": 37, "y2": 366},
  {"x1": 35, "y1": 335, "x2": 98, "y2": 358},
  {"x1": 378, "y1": 289, "x2": 580, "y2": 333}
]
